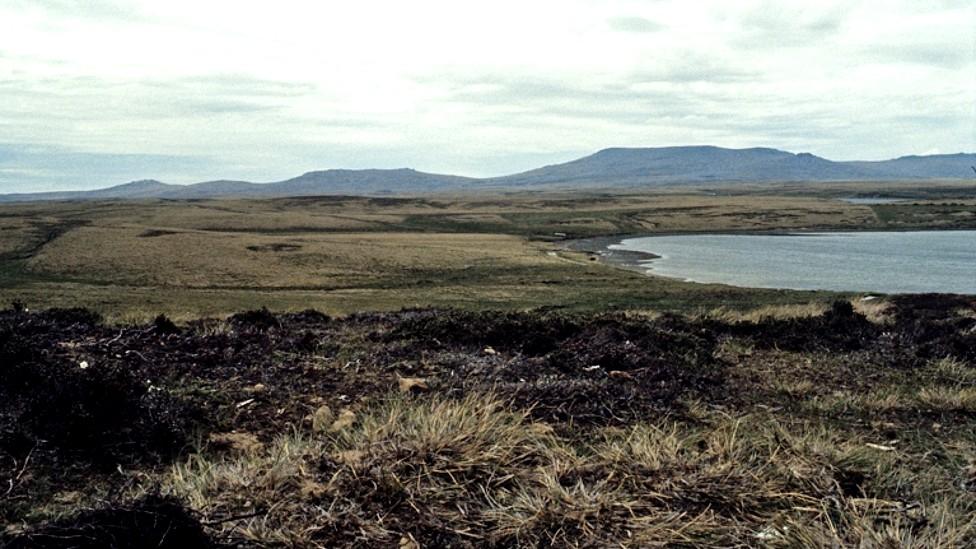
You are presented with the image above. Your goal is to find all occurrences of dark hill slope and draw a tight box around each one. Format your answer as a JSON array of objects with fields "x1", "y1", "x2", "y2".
[
  {"x1": 850, "y1": 153, "x2": 976, "y2": 179},
  {"x1": 489, "y1": 146, "x2": 882, "y2": 186}
]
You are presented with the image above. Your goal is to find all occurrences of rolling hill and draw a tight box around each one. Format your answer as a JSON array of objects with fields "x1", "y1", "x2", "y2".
[
  {"x1": 487, "y1": 146, "x2": 878, "y2": 186},
  {"x1": 1, "y1": 146, "x2": 973, "y2": 202},
  {"x1": 0, "y1": 169, "x2": 476, "y2": 202}
]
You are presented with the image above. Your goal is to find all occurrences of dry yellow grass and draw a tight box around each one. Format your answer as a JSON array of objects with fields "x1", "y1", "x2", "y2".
[
  {"x1": 933, "y1": 357, "x2": 976, "y2": 385},
  {"x1": 853, "y1": 298, "x2": 895, "y2": 324},
  {"x1": 701, "y1": 298, "x2": 894, "y2": 324},
  {"x1": 0, "y1": 191, "x2": 930, "y2": 319},
  {"x1": 156, "y1": 394, "x2": 975, "y2": 547},
  {"x1": 805, "y1": 383, "x2": 976, "y2": 416},
  {"x1": 806, "y1": 389, "x2": 908, "y2": 414},
  {"x1": 1, "y1": 193, "x2": 863, "y2": 320},
  {"x1": 115, "y1": 203, "x2": 405, "y2": 232},
  {"x1": 0, "y1": 219, "x2": 37, "y2": 256},
  {"x1": 917, "y1": 386, "x2": 976, "y2": 413},
  {"x1": 0, "y1": 192, "x2": 879, "y2": 233},
  {"x1": 628, "y1": 196, "x2": 877, "y2": 231},
  {"x1": 27, "y1": 227, "x2": 564, "y2": 288},
  {"x1": 702, "y1": 302, "x2": 829, "y2": 322}
]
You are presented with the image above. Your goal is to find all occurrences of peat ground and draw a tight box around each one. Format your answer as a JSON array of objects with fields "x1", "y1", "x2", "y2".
[{"x1": 2, "y1": 295, "x2": 975, "y2": 547}]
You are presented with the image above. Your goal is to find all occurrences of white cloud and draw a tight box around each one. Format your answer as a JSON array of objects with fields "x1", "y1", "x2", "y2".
[{"x1": 0, "y1": 0, "x2": 972, "y2": 191}]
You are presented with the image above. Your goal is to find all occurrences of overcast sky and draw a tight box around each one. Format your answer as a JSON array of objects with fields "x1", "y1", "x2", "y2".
[{"x1": 0, "y1": 0, "x2": 973, "y2": 191}]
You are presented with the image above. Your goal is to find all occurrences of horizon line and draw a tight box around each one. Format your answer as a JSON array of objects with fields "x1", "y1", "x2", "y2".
[{"x1": 3, "y1": 144, "x2": 975, "y2": 195}]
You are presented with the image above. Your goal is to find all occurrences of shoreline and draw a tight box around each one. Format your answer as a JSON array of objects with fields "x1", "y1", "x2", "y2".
[{"x1": 562, "y1": 235, "x2": 660, "y2": 275}]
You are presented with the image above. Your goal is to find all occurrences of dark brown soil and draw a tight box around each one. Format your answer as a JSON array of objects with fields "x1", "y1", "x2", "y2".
[
  {"x1": 889, "y1": 294, "x2": 976, "y2": 363},
  {"x1": 407, "y1": 311, "x2": 723, "y2": 424},
  {"x1": 718, "y1": 300, "x2": 882, "y2": 352},
  {"x1": 244, "y1": 243, "x2": 302, "y2": 252},
  {"x1": 139, "y1": 229, "x2": 183, "y2": 238},
  {"x1": 2, "y1": 495, "x2": 212, "y2": 549}
]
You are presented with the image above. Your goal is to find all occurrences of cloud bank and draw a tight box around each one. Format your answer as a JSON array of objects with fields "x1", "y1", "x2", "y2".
[{"x1": 0, "y1": 0, "x2": 972, "y2": 191}]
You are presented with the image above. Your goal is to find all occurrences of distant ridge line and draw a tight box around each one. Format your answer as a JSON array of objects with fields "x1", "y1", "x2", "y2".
[{"x1": 2, "y1": 146, "x2": 974, "y2": 202}]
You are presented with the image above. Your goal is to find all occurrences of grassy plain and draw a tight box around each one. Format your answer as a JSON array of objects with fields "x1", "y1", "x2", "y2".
[{"x1": 2, "y1": 187, "x2": 973, "y2": 321}]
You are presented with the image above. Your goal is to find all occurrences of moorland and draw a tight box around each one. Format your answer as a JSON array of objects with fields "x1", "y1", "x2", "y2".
[
  {"x1": 2, "y1": 182, "x2": 976, "y2": 547},
  {"x1": 1, "y1": 183, "x2": 975, "y2": 320}
]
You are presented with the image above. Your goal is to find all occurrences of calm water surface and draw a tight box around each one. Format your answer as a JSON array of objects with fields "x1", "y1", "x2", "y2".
[{"x1": 611, "y1": 231, "x2": 976, "y2": 294}]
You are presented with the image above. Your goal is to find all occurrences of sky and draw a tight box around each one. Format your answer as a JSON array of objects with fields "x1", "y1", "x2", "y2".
[{"x1": 0, "y1": 0, "x2": 973, "y2": 192}]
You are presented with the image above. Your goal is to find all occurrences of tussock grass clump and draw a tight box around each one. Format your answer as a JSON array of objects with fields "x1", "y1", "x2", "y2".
[
  {"x1": 853, "y1": 298, "x2": 895, "y2": 324},
  {"x1": 702, "y1": 302, "x2": 829, "y2": 323},
  {"x1": 162, "y1": 396, "x2": 976, "y2": 547},
  {"x1": 917, "y1": 386, "x2": 976, "y2": 413},
  {"x1": 801, "y1": 363, "x2": 976, "y2": 418},
  {"x1": 778, "y1": 499, "x2": 976, "y2": 548},
  {"x1": 167, "y1": 395, "x2": 563, "y2": 546},
  {"x1": 932, "y1": 357, "x2": 976, "y2": 386}
]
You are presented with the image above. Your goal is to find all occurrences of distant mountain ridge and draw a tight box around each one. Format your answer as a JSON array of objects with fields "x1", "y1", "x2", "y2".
[
  {"x1": 488, "y1": 146, "x2": 879, "y2": 186},
  {"x1": 2, "y1": 146, "x2": 974, "y2": 202},
  {"x1": 0, "y1": 169, "x2": 475, "y2": 202}
]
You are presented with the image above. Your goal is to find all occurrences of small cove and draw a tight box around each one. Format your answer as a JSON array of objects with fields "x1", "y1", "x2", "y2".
[{"x1": 608, "y1": 230, "x2": 976, "y2": 294}]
